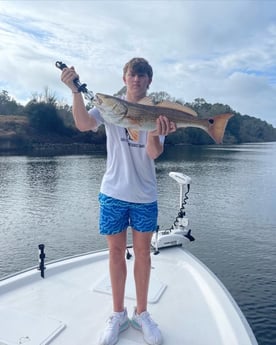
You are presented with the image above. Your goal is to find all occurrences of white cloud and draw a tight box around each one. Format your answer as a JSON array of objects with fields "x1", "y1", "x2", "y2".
[{"x1": 0, "y1": 0, "x2": 275, "y2": 126}]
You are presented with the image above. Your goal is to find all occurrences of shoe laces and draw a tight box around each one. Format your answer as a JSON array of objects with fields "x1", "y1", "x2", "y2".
[
  {"x1": 140, "y1": 312, "x2": 158, "y2": 330},
  {"x1": 106, "y1": 313, "x2": 122, "y2": 330}
]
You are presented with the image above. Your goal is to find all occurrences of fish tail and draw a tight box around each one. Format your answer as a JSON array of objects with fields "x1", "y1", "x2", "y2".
[{"x1": 207, "y1": 113, "x2": 234, "y2": 144}]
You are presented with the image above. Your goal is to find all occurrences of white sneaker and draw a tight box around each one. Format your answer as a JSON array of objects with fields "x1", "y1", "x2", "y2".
[
  {"x1": 131, "y1": 309, "x2": 163, "y2": 345},
  {"x1": 99, "y1": 308, "x2": 129, "y2": 345}
]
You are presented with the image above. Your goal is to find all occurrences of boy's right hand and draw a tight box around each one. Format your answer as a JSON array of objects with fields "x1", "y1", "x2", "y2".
[{"x1": 61, "y1": 66, "x2": 80, "y2": 93}]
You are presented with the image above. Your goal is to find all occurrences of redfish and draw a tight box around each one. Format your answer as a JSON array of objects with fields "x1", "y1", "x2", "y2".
[{"x1": 93, "y1": 93, "x2": 233, "y2": 144}]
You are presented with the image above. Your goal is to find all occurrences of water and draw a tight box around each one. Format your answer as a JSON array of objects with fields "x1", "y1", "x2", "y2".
[{"x1": 0, "y1": 143, "x2": 275, "y2": 345}]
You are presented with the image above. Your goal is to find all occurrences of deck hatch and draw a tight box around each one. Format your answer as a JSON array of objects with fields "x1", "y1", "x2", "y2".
[
  {"x1": 93, "y1": 272, "x2": 167, "y2": 304},
  {"x1": 0, "y1": 307, "x2": 65, "y2": 345}
]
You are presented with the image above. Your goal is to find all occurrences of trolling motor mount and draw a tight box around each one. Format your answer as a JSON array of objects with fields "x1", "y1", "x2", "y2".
[{"x1": 152, "y1": 172, "x2": 194, "y2": 253}]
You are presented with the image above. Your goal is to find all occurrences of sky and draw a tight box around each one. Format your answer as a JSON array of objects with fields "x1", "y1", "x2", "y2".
[{"x1": 0, "y1": 0, "x2": 276, "y2": 126}]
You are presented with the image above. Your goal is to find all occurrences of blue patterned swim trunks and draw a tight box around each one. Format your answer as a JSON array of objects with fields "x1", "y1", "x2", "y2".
[{"x1": 98, "y1": 193, "x2": 158, "y2": 235}]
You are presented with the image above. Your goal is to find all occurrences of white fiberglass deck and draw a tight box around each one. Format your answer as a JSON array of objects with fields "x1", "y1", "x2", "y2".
[{"x1": 0, "y1": 247, "x2": 257, "y2": 345}]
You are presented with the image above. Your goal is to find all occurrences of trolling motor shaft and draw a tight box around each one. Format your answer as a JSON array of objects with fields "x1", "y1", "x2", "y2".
[
  {"x1": 55, "y1": 61, "x2": 94, "y2": 101},
  {"x1": 152, "y1": 172, "x2": 194, "y2": 253}
]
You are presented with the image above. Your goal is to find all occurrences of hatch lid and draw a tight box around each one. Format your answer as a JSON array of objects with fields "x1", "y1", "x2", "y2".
[{"x1": 0, "y1": 306, "x2": 66, "y2": 345}]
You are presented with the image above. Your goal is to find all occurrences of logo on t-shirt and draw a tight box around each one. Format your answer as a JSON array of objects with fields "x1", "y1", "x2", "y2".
[{"x1": 121, "y1": 128, "x2": 145, "y2": 148}]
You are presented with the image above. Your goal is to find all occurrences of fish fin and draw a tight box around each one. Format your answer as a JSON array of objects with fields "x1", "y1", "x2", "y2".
[
  {"x1": 127, "y1": 128, "x2": 139, "y2": 142},
  {"x1": 137, "y1": 96, "x2": 154, "y2": 106},
  {"x1": 138, "y1": 97, "x2": 198, "y2": 117},
  {"x1": 207, "y1": 113, "x2": 234, "y2": 144},
  {"x1": 156, "y1": 101, "x2": 198, "y2": 117}
]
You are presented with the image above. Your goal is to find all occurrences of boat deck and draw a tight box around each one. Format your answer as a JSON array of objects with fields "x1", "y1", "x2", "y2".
[{"x1": 0, "y1": 247, "x2": 257, "y2": 345}]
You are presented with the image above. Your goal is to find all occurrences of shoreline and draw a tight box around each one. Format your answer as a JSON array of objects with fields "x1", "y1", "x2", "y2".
[{"x1": 0, "y1": 142, "x2": 107, "y2": 157}]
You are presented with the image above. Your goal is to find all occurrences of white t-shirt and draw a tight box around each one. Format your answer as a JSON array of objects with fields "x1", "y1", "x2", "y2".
[{"x1": 88, "y1": 107, "x2": 164, "y2": 203}]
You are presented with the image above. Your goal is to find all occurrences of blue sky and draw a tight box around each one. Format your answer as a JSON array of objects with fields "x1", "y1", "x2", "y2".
[{"x1": 0, "y1": 0, "x2": 276, "y2": 126}]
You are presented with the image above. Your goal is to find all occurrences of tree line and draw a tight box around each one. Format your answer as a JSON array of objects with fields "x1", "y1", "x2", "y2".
[{"x1": 0, "y1": 88, "x2": 275, "y2": 147}]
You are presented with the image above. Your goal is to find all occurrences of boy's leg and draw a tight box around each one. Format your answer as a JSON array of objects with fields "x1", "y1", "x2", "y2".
[
  {"x1": 106, "y1": 230, "x2": 127, "y2": 312},
  {"x1": 132, "y1": 229, "x2": 152, "y2": 314}
]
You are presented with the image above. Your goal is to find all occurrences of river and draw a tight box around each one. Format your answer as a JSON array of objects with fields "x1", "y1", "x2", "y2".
[{"x1": 0, "y1": 142, "x2": 275, "y2": 345}]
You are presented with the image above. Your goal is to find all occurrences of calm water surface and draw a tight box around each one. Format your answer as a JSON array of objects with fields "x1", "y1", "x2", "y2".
[{"x1": 0, "y1": 143, "x2": 275, "y2": 345}]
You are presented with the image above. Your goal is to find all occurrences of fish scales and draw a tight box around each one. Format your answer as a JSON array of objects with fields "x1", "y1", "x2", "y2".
[
  {"x1": 124, "y1": 102, "x2": 209, "y2": 131},
  {"x1": 93, "y1": 93, "x2": 233, "y2": 144}
]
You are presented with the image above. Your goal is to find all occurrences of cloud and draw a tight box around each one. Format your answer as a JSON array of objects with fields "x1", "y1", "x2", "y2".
[{"x1": 0, "y1": 0, "x2": 275, "y2": 126}]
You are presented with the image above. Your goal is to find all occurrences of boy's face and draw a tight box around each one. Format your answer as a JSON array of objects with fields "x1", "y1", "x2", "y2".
[{"x1": 123, "y1": 67, "x2": 152, "y2": 99}]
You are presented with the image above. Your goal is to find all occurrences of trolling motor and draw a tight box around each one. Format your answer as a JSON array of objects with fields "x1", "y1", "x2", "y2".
[
  {"x1": 152, "y1": 172, "x2": 195, "y2": 254},
  {"x1": 55, "y1": 61, "x2": 94, "y2": 101}
]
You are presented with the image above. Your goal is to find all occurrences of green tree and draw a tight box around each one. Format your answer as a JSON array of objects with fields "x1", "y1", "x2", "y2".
[
  {"x1": 25, "y1": 100, "x2": 65, "y2": 134},
  {"x1": 0, "y1": 90, "x2": 23, "y2": 115}
]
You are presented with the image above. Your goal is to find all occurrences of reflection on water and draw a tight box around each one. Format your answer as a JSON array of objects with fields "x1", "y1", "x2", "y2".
[
  {"x1": 0, "y1": 155, "x2": 107, "y2": 276},
  {"x1": 0, "y1": 143, "x2": 276, "y2": 345}
]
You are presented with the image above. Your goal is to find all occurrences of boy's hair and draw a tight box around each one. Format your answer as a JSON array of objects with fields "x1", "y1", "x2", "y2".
[{"x1": 123, "y1": 57, "x2": 153, "y2": 80}]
